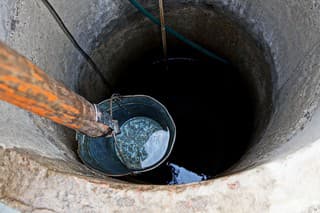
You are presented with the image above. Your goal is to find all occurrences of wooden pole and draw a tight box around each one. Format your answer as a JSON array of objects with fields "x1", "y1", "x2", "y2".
[{"x1": 0, "y1": 42, "x2": 111, "y2": 137}]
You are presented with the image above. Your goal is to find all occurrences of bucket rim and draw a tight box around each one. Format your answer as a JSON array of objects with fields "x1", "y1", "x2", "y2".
[{"x1": 77, "y1": 94, "x2": 176, "y2": 176}]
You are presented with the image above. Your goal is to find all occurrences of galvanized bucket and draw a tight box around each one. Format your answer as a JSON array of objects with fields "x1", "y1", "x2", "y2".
[{"x1": 76, "y1": 95, "x2": 176, "y2": 176}]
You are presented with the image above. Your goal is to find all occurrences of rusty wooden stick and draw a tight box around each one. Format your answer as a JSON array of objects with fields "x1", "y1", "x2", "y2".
[{"x1": 0, "y1": 42, "x2": 111, "y2": 137}]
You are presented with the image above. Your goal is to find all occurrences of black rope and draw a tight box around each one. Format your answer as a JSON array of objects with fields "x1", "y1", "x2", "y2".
[{"x1": 40, "y1": 0, "x2": 112, "y2": 91}]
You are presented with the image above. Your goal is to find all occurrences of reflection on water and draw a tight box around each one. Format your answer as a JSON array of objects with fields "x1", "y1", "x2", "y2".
[{"x1": 115, "y1": 116, "x2": 170, "y2": 169}]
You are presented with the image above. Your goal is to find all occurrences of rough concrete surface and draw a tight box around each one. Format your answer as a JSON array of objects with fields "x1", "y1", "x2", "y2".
[
  {"x1": 2, "y1": 138, "x2": 320, "y2": 213},
  {"x1": 1, "y1": 0, "x2": 320, "y2": 212}
]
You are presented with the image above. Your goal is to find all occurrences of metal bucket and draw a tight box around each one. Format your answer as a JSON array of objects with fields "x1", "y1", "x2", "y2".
[{"x1": 76, "y1": 95, "x2": 176, "y2": 176}]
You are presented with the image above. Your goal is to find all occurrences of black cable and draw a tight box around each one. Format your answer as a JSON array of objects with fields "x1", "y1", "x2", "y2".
[{"x1": 40, "y1": 0, "x2": 112, "y2": 91}]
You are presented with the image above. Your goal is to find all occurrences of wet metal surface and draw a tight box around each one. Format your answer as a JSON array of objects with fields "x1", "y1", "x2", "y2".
[{"x1": 77, "y1": 95, "x2": 176, "y2": 176}]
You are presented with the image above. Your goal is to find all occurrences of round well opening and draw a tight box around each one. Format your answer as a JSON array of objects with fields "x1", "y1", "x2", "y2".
[{"x1": 78, "y1": 4, "x2": 274, "y2": 184}]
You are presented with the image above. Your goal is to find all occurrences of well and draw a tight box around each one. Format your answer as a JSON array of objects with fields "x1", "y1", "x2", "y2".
[{"x1": 1, "y1": 0, "x2": 320, "y2": 212}]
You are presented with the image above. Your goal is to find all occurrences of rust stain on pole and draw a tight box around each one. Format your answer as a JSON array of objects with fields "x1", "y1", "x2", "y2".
[{"x1": 0, "y1": 42, "x2": 111, "y2": 137}]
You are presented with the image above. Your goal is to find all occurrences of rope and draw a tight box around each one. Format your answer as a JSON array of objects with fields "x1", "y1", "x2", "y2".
[
  {"x1": 158, "y1": 0, "x2": 168, "y2": 63},
  {"x1": 128, "y1": 0, "x2": 228, "y2": 64}
]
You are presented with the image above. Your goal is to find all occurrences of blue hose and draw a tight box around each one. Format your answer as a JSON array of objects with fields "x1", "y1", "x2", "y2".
[{"x1": 128, "y1": 0, "x2": 228, "y2": 64}]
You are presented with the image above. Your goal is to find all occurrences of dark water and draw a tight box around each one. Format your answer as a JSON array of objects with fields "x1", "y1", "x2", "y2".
[{"x1": 113, "y1": 47, "x2": 255, "y2": 184}]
